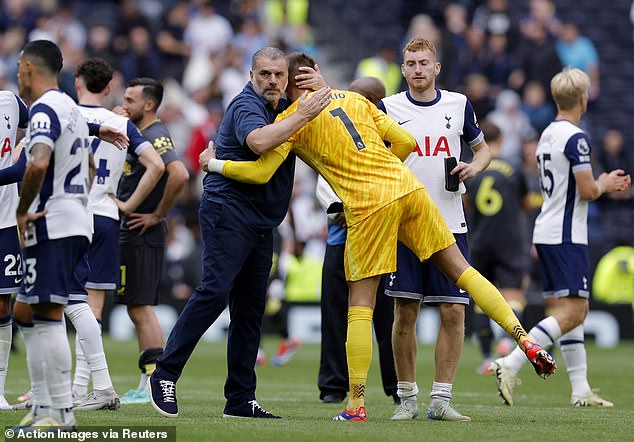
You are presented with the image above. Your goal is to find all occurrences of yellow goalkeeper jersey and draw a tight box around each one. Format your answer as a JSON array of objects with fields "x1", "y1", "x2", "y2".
[{"x1": 275, "y1": 90, "x2": 422, "y2": 225}]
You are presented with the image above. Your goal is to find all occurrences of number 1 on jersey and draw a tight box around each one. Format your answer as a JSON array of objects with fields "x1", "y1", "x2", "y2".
[{"x1": 329, "y1": 107, "x2": 367, "y2": 151}]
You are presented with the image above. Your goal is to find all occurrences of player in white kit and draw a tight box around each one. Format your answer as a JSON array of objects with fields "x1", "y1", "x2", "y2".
[
  {"x1": 12, "y1": 40, "x2": 92, "y2": 430},
  {"x1": 70, "y1": 58, "x2": 164, "y2": 410},
  {"x1": 490, "y1": 67, "x2": 631, "y2": 407},
  {"x1": 0, "y1": 90, "x2": 28, "y2": 410},
  {"x1": 380, "y1": 38, "x2": 491, "y2": 421}
]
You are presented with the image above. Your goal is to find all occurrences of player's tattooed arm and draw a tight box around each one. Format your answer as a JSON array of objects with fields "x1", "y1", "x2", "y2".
[{"x1": 16, "y1": 143, "x2": 50, "y2": 242}]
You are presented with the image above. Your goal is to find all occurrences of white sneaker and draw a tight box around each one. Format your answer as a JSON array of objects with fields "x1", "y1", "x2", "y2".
[
  {"x1": 391, "y1": 399, "x2": 420, "y2": 420},
  {"x1": 74, "y1": 388, "x2": 120, "y2": 411},
  {"x1": 490, "y1": 358, "x2": 521, "y2": 406},
  {"x1": 0, "y1": 395, "x2": 12, "y2": 410},
  {"x1": 12, "y1": 397, "x2": 33, "y2": 410},
  {"x1": 72, "y1": 391, "x2": 86, "y2": 406},
  {"x1": 426, "y1": 401, "x2": 471, "y2": 421},
  {"x1": 13, "y1": 391, "x2": 33, "y2": 410},
  {"x1": 16, "y1": 391, "x2": 32, "y2": 403},
  {"x1": 571, "y1": 390, "x2": 614, "y2": 407}
]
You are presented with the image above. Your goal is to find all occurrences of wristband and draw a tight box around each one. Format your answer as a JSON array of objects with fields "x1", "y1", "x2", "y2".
[
  {"x1": 596, "y1": 182, "x2": 603, "y2": 197},
  {"x1": 207, "y1": 158, "x2": 226, "y2": 174},
  {"x1": 87, "y1": 122, "x2": 101, "y2": 137}
]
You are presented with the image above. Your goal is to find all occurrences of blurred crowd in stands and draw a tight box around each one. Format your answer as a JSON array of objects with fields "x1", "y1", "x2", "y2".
[{"x1": 1, "y1": 0, "x2": 632, "y2": 315}]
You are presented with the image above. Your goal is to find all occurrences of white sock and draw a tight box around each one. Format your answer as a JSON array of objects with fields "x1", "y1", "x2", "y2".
[
  {"x1": 72, "y1": 332, "x2": 90, "y2": 397},
  {"x1": 430, "y1": 381, "x2": 452, "y2": 404},
  {"x1": 33, "y1": 317, "x2": 73, "y2": 409},
  {"x1": 17, "y1": 321, "x2": 51, "y2": 407},
  {"x1": 560, "y1": 324, "x2": 592, "y2": 398},
  {"x1": 504, "y1": 316, "x2": 561, "y2": 375},
  {"x1": 137, "y1": 373, "x2": 148, "y2": 391},
  {"x1": 0, "y1": 317, "x2": 12, "y2": 396},
  {"x1": 52, "y1": 406, "x2": 75, "y2": 425},
  {"x1": 397, "y1": 381, "x2": 418, "y2": 401},
  {"x1": 65, "y1": 303, "x2": 113, "y2": 390},
  {"x1": 33, "y1": 404, "x2": 52, "y2": 419}
]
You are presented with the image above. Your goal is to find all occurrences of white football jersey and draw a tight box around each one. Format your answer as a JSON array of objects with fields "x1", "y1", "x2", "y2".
[
  {"x1": 380, "y1": 90, "x2": 483, "y2": 233},
  {"x1": 0, "y1": 91, "x2": 28, "y2": 229},
  {"x1": 24, "y1": 90, "x2": 92, "y2": 246},
  {"x1": 533, "y1": 120, "x2": 592, "y2": 245},
  {"x1": 79, "y1": 105, "x2": 150, "y2": 220}
]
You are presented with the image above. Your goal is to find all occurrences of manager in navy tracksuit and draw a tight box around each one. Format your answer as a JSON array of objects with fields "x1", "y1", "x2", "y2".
[{"x1": 149, "y1": 47, "x2": 329, "y2": 418}]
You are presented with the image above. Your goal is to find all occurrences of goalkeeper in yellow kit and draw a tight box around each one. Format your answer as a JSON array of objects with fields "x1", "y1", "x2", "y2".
[{"x1": 201, "y1": 52, "x2": 556, "y2": 422}]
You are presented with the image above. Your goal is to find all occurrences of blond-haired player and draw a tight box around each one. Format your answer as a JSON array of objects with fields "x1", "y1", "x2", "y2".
[{"x1": 490, "y1": 67, "x2": 630, "y2": 407}]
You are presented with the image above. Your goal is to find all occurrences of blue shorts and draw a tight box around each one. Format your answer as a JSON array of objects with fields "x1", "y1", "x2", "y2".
[
  {"x1": 70, "y1": 252, "x2": 90, "y2": 304},
  {"x1": 17, "y1": 236, "x2": 89, "y2": 305},
  {"x1": 0, "y1": 226, "x2": 22, "y2": 295},
  {"x1": 385, "y1": 233, "x2": 470, "y2": 305},
  {"x1": 86, "y1": 215, "x2": 120, "y2": 290},
  {"x1": 535, "y1": 243, "x2": 590, "y2": 298}
]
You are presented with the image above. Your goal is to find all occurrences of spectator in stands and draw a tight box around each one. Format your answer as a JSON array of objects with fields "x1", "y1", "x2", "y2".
[
  {"x1": 85, "y1": 23, "x2": 118, "y2": 69},
  {"x1": 355, "y1": 46, "x2": 402, "y2": 96},
  {"x1": 439, "y1": 3, "x2": 469, "y2": 89},
  {"x1": 50, "y1": 1, "x2": 87, "y2": 52},
  {"x1": 283, "y1": 23, "x2": 318, "y2": 57},
  {"x1": 0, "y1": 27, "x2": 25, "y2": 82},
  {"x1": 483, "y1": 31, "x2": 520, "y2": 94},
  {"x1": 0, "y1": 0, "x2": 40, "y2": 34},
  {"x1": 594, "y1": 129, "x2": 634, "y2": 253},
  {"x1": 0, "y1": 60, "x2": 17, "y2": 92},
  {"x1": 471, "y1": 0, "x2": 518, "y2": 49},
  {"x1": 185, "y1": 105, "x2": 222, "y2": 173},
  {"x1": 114, "y1": 0, "x2": 150, "y2": 54},
  {"x1": 28, "y1": 12, "x2": 56, "y2": 43},
  {"x1": 233, "y1": 15, "x2": 269, "y2": 73},
  {"x1": 217, "y1": 45, "x2": 249, "y2": 109},
  {"x1": 514, "y1": 21, "x2": 562, "y2": 96},
  {"x1": 521, "y1": 81, "x2": 556, "y2": 134},
  {"x1": 456, "y1": 26, "x2": 488, "y2": 84},
  {"x1": 119, "y1": 26, "x2": 163, "y2": 83},
  {"x1": 556, "y1": 21, "x2": 600, "y2": 101},
  {"x1": 402, "y1": 14, "x2": 442, "y2": 60},
  {"x1": 264, "y1": 0, "x2": 310, "y2": 42},
  {"x1": 182, "y1": 0, "x2": 233, "y2": 97},
  {"x1": 156, "y1": 0, "x2": 191, "y2": 82},
  {"x1": 184, "y1": 0, "x2": 233, "y2": 59},
  {"x1": 520, "y1": 0, "x2": 561, "y2": 38},
  {"x1": 487, "y1": 89, "x2": 536, "y2": 167},
  {"x1": 463, "y1": 73, "x2": 494, "y2": 121}
]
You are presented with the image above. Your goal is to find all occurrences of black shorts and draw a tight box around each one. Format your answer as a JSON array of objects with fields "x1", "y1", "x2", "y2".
[
  {"x1": 115, "y1": 244, "x2": 164, "y2": 306},
  {"x1": 470, "y1": 247, "x2": 527, "y2": 289}
]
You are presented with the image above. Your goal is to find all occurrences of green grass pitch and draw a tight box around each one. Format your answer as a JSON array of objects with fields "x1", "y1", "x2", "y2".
[{"x1": 2, "y1": 336, "x2": 633, "y2": 441}]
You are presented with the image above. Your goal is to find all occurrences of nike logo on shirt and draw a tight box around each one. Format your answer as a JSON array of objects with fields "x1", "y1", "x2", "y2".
[{"x1": 398, "y1": 119, "x2": 412, "y2": 125}]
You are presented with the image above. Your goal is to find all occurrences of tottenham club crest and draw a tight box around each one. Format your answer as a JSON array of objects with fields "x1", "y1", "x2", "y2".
[
  {"x1": 444, "y1": 114, "x2": 452, "y2": 129},
  {"x1": 577, "y1": 137, "x2": 590, "y2": 155}
]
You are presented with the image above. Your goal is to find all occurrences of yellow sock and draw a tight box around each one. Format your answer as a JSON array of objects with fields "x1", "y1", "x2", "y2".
[
  {"x1": 346, "y1": 306, "x2": 373, "y2": 411},
  {"x1": 457, "y1": 267, "x2": 528, "y2": 345}
]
